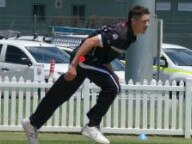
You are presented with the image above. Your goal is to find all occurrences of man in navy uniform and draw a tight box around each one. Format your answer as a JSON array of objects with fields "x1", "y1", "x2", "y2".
[{"x1": 22, "y1": 5, "x2": 150, "y2": 144}]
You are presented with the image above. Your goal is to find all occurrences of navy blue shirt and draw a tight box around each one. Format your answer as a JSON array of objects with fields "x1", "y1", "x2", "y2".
[{"x1": 71, "y1": 21, "x2": 136, "y2": 64}]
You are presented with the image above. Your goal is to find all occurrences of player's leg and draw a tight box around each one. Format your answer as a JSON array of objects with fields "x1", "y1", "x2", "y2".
[
  {"x1": 30, "y1": 74, "x2": 85, "y2": 128},
  {"x1": 80, "y1": 63, "x2": 120, "y2": 144},
  {"x1": 22, "y1": 69, "x2": 85, "y2": 144},
  {"x1": 87, "y1": 69, "x2": 119, "y2": 125}
]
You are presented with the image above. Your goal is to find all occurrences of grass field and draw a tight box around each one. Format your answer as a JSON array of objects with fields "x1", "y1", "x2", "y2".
[{"x1": 0, "y1": 131, "x2": 192, "y2": 144}]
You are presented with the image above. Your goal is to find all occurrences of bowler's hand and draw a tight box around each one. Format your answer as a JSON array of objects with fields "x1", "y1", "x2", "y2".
[{"x1": 64, "y1": 65, "x2": 77, "y2": 81}]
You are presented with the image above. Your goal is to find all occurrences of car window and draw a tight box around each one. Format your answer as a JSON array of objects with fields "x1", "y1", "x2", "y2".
[
  {"x1": 26, "y1": 46, "x2": 70, "y2": 63},
  {"x1": 164, "y1": 48, "x2": 192, "y2": 66},
  {"x1": 5, "y1": 45, "x2": 31, "y2": 64}
]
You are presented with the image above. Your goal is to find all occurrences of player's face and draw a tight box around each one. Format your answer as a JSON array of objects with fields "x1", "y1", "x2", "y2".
[{"x1": 132, "y1": 14, "x2": 150, "y2": 35}]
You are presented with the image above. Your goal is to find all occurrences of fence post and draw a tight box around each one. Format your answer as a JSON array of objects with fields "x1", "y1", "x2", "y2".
[
  {"x1": 184, "y1": 78, "x2": 192, "y2": 138},
  {"x1": 82, "y1": 78, "x2": 90, "y2": 125}
]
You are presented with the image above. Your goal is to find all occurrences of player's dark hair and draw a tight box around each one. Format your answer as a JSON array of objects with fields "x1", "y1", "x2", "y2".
[{"x1": 128, "y1": 5, "x2": 150, "y2": 26}]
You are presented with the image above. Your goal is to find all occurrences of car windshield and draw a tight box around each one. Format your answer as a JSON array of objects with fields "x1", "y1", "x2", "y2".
[
  {"x1": 26, "y1": 46, "x2": 70, "y2": 63},
  {"x1": 111, "y1": 59, "x2": 125, "y2": 71},
  {"x1": 164, "y1": 48, "x2": 192, "y2": 66}
]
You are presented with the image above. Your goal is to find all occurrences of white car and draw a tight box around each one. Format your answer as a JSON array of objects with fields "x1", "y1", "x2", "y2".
[
  {"x1": 9, "y1": 34, "x2": 88, "y2": 48},
  {"x1": 153, "y1": 43, "x2": 192, "y2": 83},
  {"x1": 10, "y1": 34, "x2": 126, "y2": 83},
  {"x1": 0, "y1": 39, "x2": 70, "y2": 81},
  {"x1": 8, "y1": 34, "x2": 52, "y2": 43}
]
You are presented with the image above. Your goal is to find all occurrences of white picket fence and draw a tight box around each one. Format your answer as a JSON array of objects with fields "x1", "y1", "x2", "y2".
[{"x1": 0, "y1": 76, "x2": 192, "y2": 138}]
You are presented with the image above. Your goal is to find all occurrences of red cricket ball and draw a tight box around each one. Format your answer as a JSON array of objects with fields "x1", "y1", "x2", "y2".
[{"x1": 79, "y1": 56, "x2": 85, "y2": 62}]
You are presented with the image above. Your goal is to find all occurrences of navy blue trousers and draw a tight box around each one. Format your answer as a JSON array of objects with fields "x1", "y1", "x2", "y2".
[{"x1": 30, "y1": 63, "x2": 120, "y2": 129}]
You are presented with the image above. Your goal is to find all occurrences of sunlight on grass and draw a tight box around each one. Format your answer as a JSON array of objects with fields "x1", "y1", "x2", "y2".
[{"x1": 0, "y1": 132, "x2": 192, "y2": 144}]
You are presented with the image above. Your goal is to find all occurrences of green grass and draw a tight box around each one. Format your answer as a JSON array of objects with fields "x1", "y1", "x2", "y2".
[{"x1": 0, "y1": 131, "x2": 192, "y2": 144}]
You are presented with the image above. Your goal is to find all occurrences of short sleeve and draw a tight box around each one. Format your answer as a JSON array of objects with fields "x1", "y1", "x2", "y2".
[{"x1": 99, "y1": 26, "x2": 119, "y2": 48}]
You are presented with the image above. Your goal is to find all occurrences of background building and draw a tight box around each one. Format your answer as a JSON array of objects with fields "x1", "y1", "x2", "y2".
[
  {"x1": 155, "y1": 0, "x2": 192, "y2": 47},
  {"x1": 0, "y1": 0, "x2": 191, "y2": 47}
]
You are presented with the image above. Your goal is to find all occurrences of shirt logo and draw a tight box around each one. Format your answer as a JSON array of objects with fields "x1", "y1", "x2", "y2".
[{"x1": 112, "y1": 34, "x2": 118, "y2": 40}]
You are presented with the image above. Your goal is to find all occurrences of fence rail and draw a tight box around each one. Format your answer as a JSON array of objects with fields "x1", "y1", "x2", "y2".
[{"x1": 0, "y1": 76, "x2": 192, "y2": 138}]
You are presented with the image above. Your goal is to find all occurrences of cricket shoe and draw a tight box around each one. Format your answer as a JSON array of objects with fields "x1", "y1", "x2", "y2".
[
  {"x1": 81, "y1": 124, "x2": 110, "y2": 144},
  {"x1": 21, "y1": 118, "x2": 38, "y2": 144}
]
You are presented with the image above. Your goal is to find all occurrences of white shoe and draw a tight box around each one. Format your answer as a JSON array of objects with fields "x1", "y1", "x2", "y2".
[
  {"x1": 21, "y1": 118, "x2": 38, "y2": 144},
  {"x1": 81, "y1": 124, "x2": 110, "y2": 144}
]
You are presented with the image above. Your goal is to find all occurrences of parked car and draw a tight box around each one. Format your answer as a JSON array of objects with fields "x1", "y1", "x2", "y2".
[
  {"x1": 153, "y1": 43, "x2": 192, "y2": 83},
  {"x1": 9, "y1": 34, "x2": 88, "y2": 48},
  {"x1": 8, "y1": 34, "x2": 52, "y2": 43},
  {"x1": 10, "y1": 34, "x2": 126, "y2": 83},
  {"x1": 0, "y1": 39, "x2": 70, "y2": 81},
  {"x1": 119, "y1": 43, "x2": 192, "y2": 84}
]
